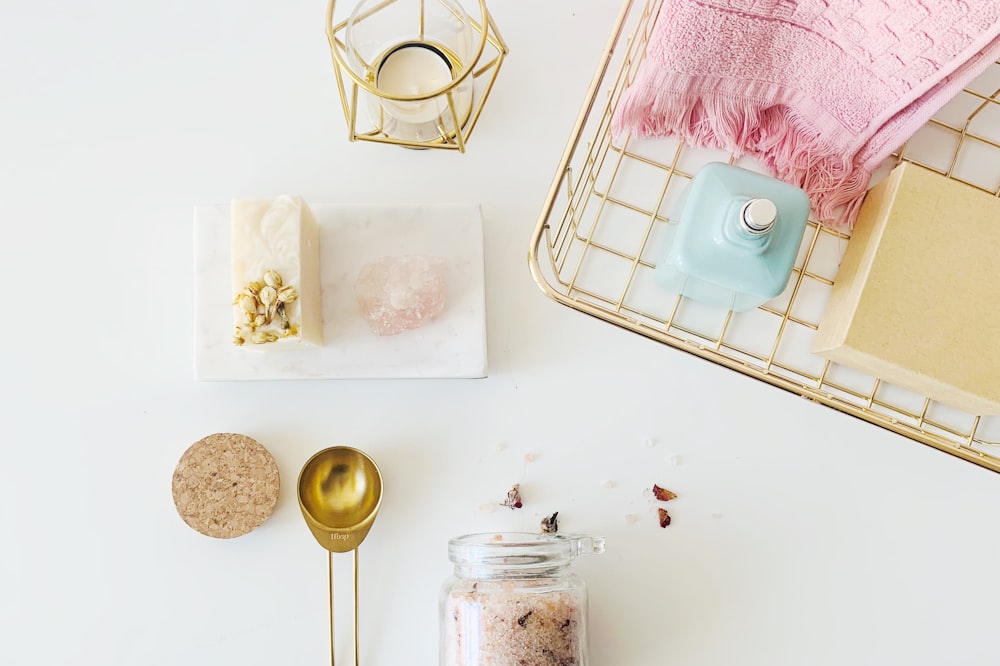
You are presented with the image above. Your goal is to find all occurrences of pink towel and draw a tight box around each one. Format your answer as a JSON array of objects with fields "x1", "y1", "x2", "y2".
[{"x1": 612, "y1": 0, "x2": 1000, "y2": 228}]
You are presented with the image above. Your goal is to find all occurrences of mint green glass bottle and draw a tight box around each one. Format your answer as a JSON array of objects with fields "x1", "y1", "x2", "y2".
[{"x1": 656, "y1": 162, "x2": 811, "y2": 312}]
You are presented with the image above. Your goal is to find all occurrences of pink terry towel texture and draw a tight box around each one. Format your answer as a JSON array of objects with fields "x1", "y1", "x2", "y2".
[{"x1": 612, "y1": 0, "x2": 1000, "y2": 228}]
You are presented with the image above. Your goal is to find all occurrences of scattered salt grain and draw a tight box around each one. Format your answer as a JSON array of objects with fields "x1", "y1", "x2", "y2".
[
  {"x1": 624, "y1": 514, "x2": 640, "y2": 524},
  {"x1": 641, "y1": 437, "x2": 657, "y2": 449},
  {"x1": 601, "y1": 480, "x2": 616, "y2": 489},
  {"x1": 667, "y1": 454, "x2": 683, "y2": 466},
  {"x1": 523, "y1": 452, "x2": 537, "y2": 463}
]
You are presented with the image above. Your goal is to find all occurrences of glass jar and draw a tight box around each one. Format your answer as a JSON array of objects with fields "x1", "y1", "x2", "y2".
[
  {"x1": 344, "y1": 0, "x2": 477, "y2": 143},
  {"x1": 440, "y1": 532, "x2": 605, "y2": 666}
]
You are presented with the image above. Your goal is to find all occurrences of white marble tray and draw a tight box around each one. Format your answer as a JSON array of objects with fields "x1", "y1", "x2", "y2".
[{"x1": 193, "y1": 203, "x2": 487, "y2": 380}]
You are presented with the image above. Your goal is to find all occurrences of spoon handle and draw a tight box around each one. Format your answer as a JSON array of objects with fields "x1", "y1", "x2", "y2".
[
  {"x1": 327, "y1": 548, "x2": 362, "y2": 666},
  {"x1": 353, "y1": 548, "x2": 360, "y2": 666},
  {"x1": 328, "y1": 551, "x2": 336, "y2": 666}
]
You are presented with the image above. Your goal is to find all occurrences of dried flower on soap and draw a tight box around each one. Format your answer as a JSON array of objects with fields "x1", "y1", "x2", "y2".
[
  {"x1": 250, "y1": 330, "x2": 279, "y2": 344},
  {"x1": 501, "y1": 484, "x2": 523, "y2": 510},
  {"x1": 652, "y1": 484, "x2": 677, "y2": 502},
  {"x1": 263, "y1": 269, "x2": 282, "y2": 288},
  {"x1": 259, "y1": 285, "x2": 277, "y2": 307},
  {"x1": 232, "y1": 270, "x2": 300, "y2": 345},
  {"x1": 276, "y1": 302, "x2": 290, "y2": 331},
  {"x1": 540, "y1": 511, "x2": 559, "y2": 534}
]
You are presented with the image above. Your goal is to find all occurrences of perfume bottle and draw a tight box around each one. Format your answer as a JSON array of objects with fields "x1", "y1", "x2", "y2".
[{"x1": 657, "y1": 162, "x2": 811, "y2": 312}]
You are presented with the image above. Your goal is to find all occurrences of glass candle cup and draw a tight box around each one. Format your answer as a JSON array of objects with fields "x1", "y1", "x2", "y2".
[
  {"x1": 344, "y1": 0, "x2": 477, "y2": 144},
  {"x1": 440, "y1": 532, "x2": 605, "y2": 666}
]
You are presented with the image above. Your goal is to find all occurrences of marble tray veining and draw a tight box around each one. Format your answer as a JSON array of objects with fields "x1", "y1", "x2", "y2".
[{"x1": 194, "y1": 203, "x2": 487, "y2": 380}]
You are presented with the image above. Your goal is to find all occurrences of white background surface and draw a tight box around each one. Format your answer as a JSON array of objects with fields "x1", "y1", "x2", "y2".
[{"x1": 2, "y1": 1, "x2": 999, "y2": 665}]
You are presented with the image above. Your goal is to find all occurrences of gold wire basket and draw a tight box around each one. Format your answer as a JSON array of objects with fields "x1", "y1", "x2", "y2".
[{"x1": 529, "y1": 0, "x2": 1000, "y2": 474}]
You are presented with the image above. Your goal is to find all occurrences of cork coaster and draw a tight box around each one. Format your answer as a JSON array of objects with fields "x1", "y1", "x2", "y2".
[{"x1": 172, "y1": 433, "x2": 280, "y2": 539}]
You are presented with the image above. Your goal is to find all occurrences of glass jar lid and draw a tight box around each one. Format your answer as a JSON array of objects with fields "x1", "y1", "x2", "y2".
[{"x1": 449, "y1": 532, "x2": 605, "y2": 571}]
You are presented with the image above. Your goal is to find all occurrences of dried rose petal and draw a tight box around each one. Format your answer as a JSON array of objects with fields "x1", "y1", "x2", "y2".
[
  {"x1": 652, "y1": 484, "x2": 677, "y2": 502},
  {"x1": 658, "y1": 508, "x2": 671, "y2": 528},
  {"x1": 500, "y1": 484, "x2": 523, "y2": 510},
  {"x1": 540, "y1": 511, "x2": 559, "y2": 534}
]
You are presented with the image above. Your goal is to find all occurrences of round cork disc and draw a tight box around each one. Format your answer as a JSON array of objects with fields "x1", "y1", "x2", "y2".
[{"x1": 171, "y1": 433, "x2": 280, "y2": 539}]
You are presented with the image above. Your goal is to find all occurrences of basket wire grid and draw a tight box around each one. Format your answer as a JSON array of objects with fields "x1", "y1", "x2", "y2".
[{"x1": 529, "y1": 0, "x2": 1000, "y2": 474}]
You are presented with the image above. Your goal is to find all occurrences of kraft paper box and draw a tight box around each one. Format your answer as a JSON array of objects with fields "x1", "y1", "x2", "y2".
[{"x1": 812, "y1": 162, "x2": 1000, "y2": 414}]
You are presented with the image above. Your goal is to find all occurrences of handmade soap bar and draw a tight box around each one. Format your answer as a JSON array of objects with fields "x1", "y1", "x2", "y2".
[
  {"x1": 230, "y1": 195, "x2": 322, "y2": 348},
  {"x1": 812, "y1": 162, "x2": 1000, "y2": 414}
]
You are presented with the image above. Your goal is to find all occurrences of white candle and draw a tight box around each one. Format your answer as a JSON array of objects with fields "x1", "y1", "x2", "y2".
[{"x1": 376, "y1": 42, "x2": 454, "y2": 124}]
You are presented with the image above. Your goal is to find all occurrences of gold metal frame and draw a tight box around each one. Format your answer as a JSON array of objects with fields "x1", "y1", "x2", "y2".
[
  {"x1": 325, "y1": 0, "x2": 508, "y2": 151},
  {"x1": 529, "y1": 0, "x2": 1000, "y2": 474}
]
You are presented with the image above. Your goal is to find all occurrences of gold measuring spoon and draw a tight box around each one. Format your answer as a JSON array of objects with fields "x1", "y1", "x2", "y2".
[{"x1": 298, "y1": 446, "x2": 383, "y2": 666}]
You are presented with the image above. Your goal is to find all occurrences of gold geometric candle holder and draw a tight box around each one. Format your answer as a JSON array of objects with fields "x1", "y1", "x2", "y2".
[{"x1": 325, "y1": 0, "x2": 508, "y2": 151}]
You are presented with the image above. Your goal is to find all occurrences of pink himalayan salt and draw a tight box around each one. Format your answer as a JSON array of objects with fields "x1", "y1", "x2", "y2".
[
  {"x1": 443, "y1": 580, "x2": 583, "y2": 666},
  {"x1": 355, "y1": 255, "x2": 448, "y2": 336}
]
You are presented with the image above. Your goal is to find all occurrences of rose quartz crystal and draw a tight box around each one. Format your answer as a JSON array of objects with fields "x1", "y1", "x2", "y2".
[{"x1": 355, "y1": 255, "x2": 448, "y2": 336}]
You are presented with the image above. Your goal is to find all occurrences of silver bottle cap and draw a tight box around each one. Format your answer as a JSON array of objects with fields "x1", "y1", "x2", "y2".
[{"x1": 740, "y1": 198, "x2": 777, "y2": 235}]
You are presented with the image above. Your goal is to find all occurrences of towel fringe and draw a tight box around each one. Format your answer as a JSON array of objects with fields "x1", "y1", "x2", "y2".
[{"x1": 613, "y1": 83, "x2": 871, "y2": 229}]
